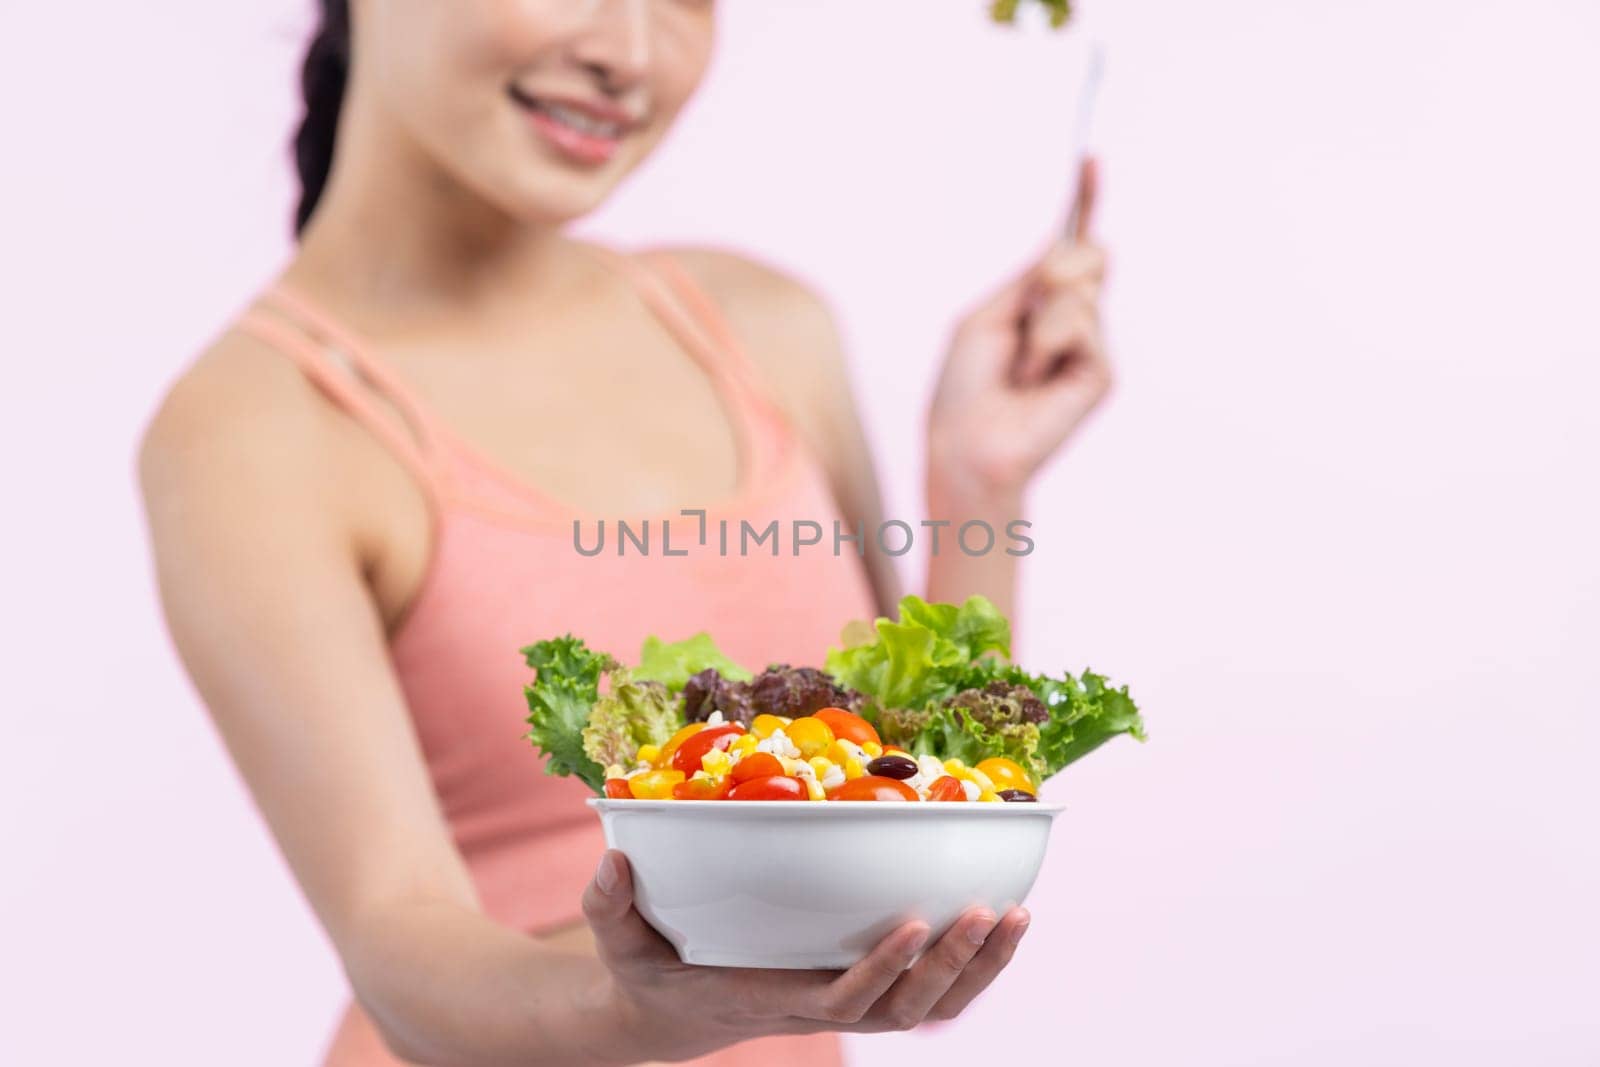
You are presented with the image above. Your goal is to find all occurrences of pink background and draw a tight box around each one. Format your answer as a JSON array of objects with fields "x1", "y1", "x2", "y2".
[{"x1": 6, "y1": 0, "x2": 1598, "y2": 1062}]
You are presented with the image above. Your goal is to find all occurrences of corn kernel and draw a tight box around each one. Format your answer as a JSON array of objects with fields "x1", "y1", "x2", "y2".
[
  {"x1": 825, "y1": 740, "x2": 852, "y2": 764},
  {"x1": 808, "y1": 756, "x2": 835, "y2": 779},
  {"x1": 730, "y1": 733, "x2": 759, "y2": 757},
  {"x1": 805, "y1": 777, "x2": 826, "y2": 801},
  {"x1": 635, "y1": 744, "x2": 661, "y2": 766},
  {"x1": 979, "y1": 789, "x2": 1001, "y2": 803},
  {"x1": 701, "y1": 748, "x2": 733, "y2": 777},
  {"x1": 862, "y1": 741, "x2": 883, "y2": 758},
  {"x1": 844, "y1": 757, "x2": 865, "y2": 780}
]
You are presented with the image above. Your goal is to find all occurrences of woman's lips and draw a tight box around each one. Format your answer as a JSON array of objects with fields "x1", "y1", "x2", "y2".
[{"x1": 511, "y1": 90, "x2": 627, "y2": 166}]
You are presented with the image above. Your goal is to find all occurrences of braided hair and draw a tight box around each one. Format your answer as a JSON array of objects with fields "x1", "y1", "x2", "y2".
[{"x1": 293, "y1": 0, "x2": 351, "y2": 235}]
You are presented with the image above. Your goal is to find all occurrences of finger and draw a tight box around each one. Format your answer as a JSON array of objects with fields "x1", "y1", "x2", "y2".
[
  {"x1": 1014, "y1": 298, "x2": 1100, "y2": 388},
  {"x1": 927, "y1": 907, "x2": 1031, "y2": 1022},
  {"x1": 1074, "y1": 155, "x2": 1100, "y2": 243},
  {"x1": 808, "y1": 921, "x2": 930, "y2": 1027},
  {"x1": 580, "y1": 850, "x2": 675, "y2": 974},
  {"x1": 955, "y1": 264, "x2": 1036, "y2": 343},
  {"x1": 1036, "y1": 241, "x2": 1106, "y2": 294},
  {"x1": 862, "y1": 908, "x2": 998, "y2": 1032}
]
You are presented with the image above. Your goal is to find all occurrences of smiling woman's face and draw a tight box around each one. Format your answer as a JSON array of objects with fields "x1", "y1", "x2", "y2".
[{"x1": 352, "y1": 0, "x2": 716, "y2": 222}]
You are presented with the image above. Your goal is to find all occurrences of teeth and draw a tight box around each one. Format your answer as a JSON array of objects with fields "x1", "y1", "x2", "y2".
[{"x1": 539, "y1": 102, "x2": 622, "y2": 139}]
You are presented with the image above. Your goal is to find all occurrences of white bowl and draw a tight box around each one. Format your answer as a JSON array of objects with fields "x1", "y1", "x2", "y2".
[{"x1": 588, "y1": 798, "x2": 1063, "y2": 969}]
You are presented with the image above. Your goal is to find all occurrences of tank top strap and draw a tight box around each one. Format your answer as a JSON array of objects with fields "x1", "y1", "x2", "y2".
[
  {"x1": 585, "y1": 246, "x2": 790, "y2": 426},
  {"x1": 233, "y1": 292, "x2": 450, "y2": 503}
]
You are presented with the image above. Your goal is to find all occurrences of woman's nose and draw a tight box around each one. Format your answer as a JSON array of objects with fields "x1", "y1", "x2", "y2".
[{"x1": 568, "y1": 0, "x2": 653, "y2": 83}]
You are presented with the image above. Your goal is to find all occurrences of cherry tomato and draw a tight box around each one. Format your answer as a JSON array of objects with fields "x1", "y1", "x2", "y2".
[
  {"x1": 727, "y1": 775, "x2": 807, "y2": 801},
  {"x1": 628, "y1": 769, "x2": 685, "y2": 800},
  {"x1": 925, "y1": 775, "x2": 967, "y2": 802},
  {"x1": 828, "y1": 775, "x2": 919, "y2": 802},
  {"x1": 672, "y1": 775, "x2": 733, "y2": 801},
  {"x1": 750, "y1": 714, "x2": 792, "y2": 739},
  {"x1": 730, "y1": 752, "x2": 785, "y2": 784},
  {"x1": 813, "y1": 707, "x2": 881, "y2": 748},
  {"x1": 671, "y1": 724, "x2": 745, "y2": 775},
  {"x1": 784, "y1": 716, "x2": 835, "y2": 759},
  {"x1": 603, "y1": 778, "x2": 633, "y2": 799},
  {"x1": 975, "y1": 757, "x2": 1036, "y2": 794},
  {"x1": 657, "y1": 722, "x2": 707, "y2": 768}
]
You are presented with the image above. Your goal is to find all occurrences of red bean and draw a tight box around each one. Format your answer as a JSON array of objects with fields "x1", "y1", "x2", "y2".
[{"x1": 865, "y1": 754, "x2": 918, "y2": 780}]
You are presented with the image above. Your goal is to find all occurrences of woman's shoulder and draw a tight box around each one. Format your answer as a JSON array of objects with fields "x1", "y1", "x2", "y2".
[
  {"x1": 138, "y1": 319, "x2": 358, "y2": 526},
  {"x1": 643, "y1": 244, "x2": 854, "y2": 418}
]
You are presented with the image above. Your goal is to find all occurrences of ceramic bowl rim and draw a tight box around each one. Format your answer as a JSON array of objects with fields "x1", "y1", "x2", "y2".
[{"x1": 588, "y1": 797, "x2": 1066, "y2": 816}]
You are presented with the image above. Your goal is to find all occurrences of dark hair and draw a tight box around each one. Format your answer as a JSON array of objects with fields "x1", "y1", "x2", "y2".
[{"x1": 294, "y1": 0, "x2": 351, "y2": 235}]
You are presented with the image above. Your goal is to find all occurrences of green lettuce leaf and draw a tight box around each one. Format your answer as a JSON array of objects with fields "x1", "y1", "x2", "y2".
[
  {"x1": 1035, "y1": 670, "x2": 1147, "y2": 777},
  {"x1": 825, "y1": 595, "x2": 1012, "y2": 710},
  {"x1": 828, "y1": 595, "x2": 1145, "y2": 784},
  {"x1": 521, "y1": 636, "x2": 616, "y2": 792},
  {"x1": 879, "y1": 704, "x2": 1045, "y2": 781},
  {"x1": 991, "y1": 0, "x2": 1072, "y2": 28},
  {"x1": 581, "y1": 675, "x2": 680, "y2": 771},
  {"x1": 633, "y1": 633, "x2": 752, "y2": 692}
]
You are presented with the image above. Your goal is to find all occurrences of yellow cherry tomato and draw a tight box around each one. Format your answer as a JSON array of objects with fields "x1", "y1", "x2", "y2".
[
  {"x1": 785, "y1": 716, "x2": 836, "y2": 759},
  {"x1": 657, "y1": 723, "x2": 706, "y2": 768},
  {"x1": 751, "y1": 714, "x2": 793, "y2": 739},
  {"x1": 628, "y1": 769, "x2": 686, "y2": 800},
  {"x1": 976, "y1": 757, "x2": 1036, "y2": 794}
]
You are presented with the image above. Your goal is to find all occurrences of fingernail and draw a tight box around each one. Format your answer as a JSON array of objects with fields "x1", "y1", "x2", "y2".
[
  {"x1": 904, "y1": 927, "x2": 931, "y2": 958},
  {"x1": 596, "y1": 853, "x2": 620, "y2": 895},
  {"x1": 967, "y1": 914, "x2": 998, "y2": 946},
  {"x1": 1010, "y1": 913, "x2": 1032, "y2": 946}
]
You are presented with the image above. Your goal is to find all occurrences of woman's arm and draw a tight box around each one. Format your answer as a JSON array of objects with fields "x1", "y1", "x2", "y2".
[
  {"x1": 141, "y1": 334, "x2": 1027, "y2": 1065},
  {"x1": 139, "y1": 341, "x2": 631, "y2": 1065},
  {"x1": 926, "y1": 158, "x2": 1113, "y2": 622}
]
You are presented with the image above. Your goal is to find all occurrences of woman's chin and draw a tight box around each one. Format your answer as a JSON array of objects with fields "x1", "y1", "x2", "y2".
[{"x1": 501, "y1": 173, "x2": 624, "y2": 227}]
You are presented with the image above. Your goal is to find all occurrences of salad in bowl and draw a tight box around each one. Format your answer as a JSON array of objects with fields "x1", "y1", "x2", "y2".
[
  {"x1": 518, "y1": 596, "x2": 1145, "y2": 969},
  {"x1": 522, "y1": 594, "x2": 1144, "y2": 804}
]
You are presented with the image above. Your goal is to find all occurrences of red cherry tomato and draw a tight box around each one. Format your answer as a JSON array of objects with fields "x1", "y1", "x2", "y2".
[
  {"x1": 813, "y1": 707, "x2": 881, "y2": 748},
  {"x1": 672, "y1": 775, "x2": 733, "y2": 801},
  {"x1": 603, "y1": 778, "x2": 633, "y2": 799},
  {"x1": 731, "y1": 752, "x2": 785, "y2": 784},
  {"x1": 925, "y1": 775, "x2": 967, "y2": 802},
  {"x1": 728, "y1": 775, "x2": 807, "y2": 801},
  {"x1": 670, "y1": 724, "x2": 745, "y2": 775},
  {"x1": 829, "y1": 775, "x2": 919, "y2": 802}
]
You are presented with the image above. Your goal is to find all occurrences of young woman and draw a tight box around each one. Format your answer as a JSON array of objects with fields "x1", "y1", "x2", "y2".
[{"x1": 139, "y1": 2, "x2": 1112, "y2": 1064}]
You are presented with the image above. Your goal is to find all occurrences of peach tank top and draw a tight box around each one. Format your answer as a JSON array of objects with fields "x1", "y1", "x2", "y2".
[{"x1": 235, "y1": 245, "x2": 875, "y2": 1066}]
